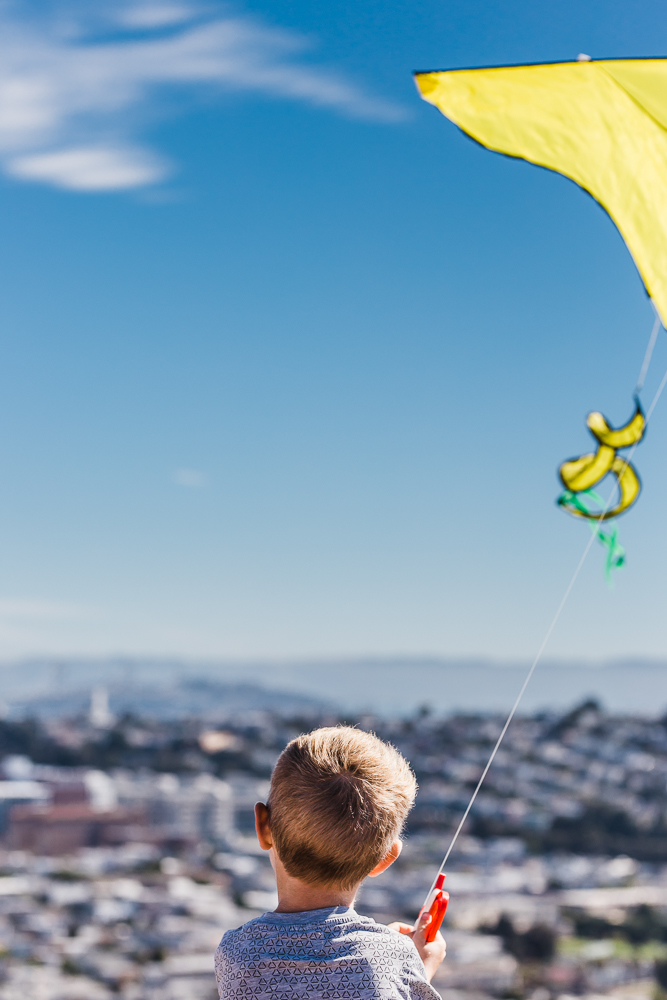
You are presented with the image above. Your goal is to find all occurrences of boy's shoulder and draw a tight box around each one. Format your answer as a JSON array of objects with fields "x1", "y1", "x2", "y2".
[
  {"x1": 217, "y1": 907, "x2": 417, "y2": 955},
  {"x1": 217, "y1": 907, "x2": 422, "y2": 972}
]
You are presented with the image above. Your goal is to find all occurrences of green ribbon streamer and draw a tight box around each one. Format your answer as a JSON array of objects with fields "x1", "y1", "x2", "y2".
[{"x1": 557, "y1": 489, "x2": 626, "y2": 584}]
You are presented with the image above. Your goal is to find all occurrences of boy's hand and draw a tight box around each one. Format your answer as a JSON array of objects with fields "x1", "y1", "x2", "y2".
[{"x1": 388, "y1": 911, "x2": 446, "y2": 983}]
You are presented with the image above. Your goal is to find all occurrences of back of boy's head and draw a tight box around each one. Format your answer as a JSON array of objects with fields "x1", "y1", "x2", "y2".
[{"x1": 267, "y1": 726, "x2": 417, "y2": 891}]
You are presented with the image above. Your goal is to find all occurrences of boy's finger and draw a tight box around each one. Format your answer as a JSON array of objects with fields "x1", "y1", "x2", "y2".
[{"x1": 415, "y1": 911, "x2": 432, "y2": 936}]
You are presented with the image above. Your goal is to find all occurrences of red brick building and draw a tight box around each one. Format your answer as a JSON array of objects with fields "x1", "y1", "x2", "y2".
[{"x1": 7, "y1": 803, "x2": 148, "y2": 854}]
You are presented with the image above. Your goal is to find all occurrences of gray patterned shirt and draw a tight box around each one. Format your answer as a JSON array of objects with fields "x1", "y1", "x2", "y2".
[{"x1": 215, "y1": 906, "x2": 442, "y2": 999}]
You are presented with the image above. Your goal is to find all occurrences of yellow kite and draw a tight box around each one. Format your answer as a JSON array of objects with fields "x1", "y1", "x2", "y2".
[{"x1": 415, "y1": 59, "x2": 667, "y2": 325}]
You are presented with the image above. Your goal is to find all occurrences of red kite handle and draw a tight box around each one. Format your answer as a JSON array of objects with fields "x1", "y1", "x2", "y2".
[{"x1": 425, "y1": 890, "x2": 449, "y2": 943}]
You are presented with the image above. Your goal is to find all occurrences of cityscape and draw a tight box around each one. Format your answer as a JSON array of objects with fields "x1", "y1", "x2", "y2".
[{"x1": 1, "y1": 684, "x2": 667, "y2": 999}]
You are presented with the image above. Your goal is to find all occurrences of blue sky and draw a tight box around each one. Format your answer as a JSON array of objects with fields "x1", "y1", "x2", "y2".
[{"x1": 0, "y1": 0, "x2": 665, "y2": 662}]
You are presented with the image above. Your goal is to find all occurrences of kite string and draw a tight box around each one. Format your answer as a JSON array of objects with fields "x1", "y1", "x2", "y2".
[
  {"x1": 433, "y1": 322, "x2": 667, "y2": 881},
  {"x1": 436, "y1": 527, "x2": 599, "y2": 873},
  {"x1": 645, "y1": 363, "x2": 667, "y2": 421},
  {"x1": 636, "y1": 308, "x2": 662, "y2": 394}
]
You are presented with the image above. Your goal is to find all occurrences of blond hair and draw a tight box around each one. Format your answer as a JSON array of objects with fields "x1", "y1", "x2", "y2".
[{"x1": 267, "y1": 726, "x2": 417, "y2": 891}]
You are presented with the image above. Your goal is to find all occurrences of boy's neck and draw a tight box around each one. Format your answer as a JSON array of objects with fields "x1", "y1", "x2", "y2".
[{"x1": 273, "y1": 856, "x2": 358, "y2": 913}]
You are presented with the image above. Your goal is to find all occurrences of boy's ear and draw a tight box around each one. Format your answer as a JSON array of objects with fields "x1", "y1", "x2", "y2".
[
  {"x1": 367, "y1": 839, "x2": 402, "y2": 878},
  {"x1": 254, "y1": 802, "x2": 273, "y2": 852}
]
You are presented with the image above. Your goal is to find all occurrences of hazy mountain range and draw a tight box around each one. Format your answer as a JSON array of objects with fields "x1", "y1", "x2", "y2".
[{"x1": 1, "y1": 656, "x2": 667, "y2": 718}]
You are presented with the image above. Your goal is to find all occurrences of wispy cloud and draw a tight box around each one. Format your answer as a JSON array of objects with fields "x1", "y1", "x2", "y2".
[
  {"x1": 0, "y1": 1, "x2": 404, "y2": 192},
  {"x1": 173, "y1": 467, "x2": 206, "y2": 488},
  {"x1": 8, "y1": 146, "x2": 166, "y2": 190}
]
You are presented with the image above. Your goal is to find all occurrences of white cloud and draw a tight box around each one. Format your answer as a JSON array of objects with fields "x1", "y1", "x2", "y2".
[
  {"x1": 117, "y1": 3, "x2": 196, "y2": 28},
  {"x1": 7, "y1": 145, "x2": 166, "y2": 190},
  {"x1": 173, "y1": 468, "x2": 206, "y2": 488},
  {"x1": 0, "y1": 1, "x2": 404, "y2": 192}
]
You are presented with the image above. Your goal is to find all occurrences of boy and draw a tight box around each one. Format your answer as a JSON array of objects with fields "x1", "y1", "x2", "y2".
[{"x1": 215, "y1": 725, "x2": 446, "y2": 998}]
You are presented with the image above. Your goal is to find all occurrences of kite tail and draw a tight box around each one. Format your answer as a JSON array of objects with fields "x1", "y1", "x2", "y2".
[
  {"x1": 557, "y1": 488, "x2": 625, "y2": 585},
  {"x1": 595, "y1": 523, "x2": 625, "y2": 585}
]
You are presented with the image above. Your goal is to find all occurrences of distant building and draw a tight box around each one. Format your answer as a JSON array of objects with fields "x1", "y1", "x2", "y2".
[
  {"x1": 1, "y1": 755, "x2": 35, "y2": 780},
  {"x1": 6, "y1": 803, "x2": 147, "y2": 855},
  {"x1": 0, "y1": 780, "x2": 49, "y2": 833},
  {"x1": 114, "y1": 772, "x2": 233, "y2": 844},
  {"x1": 90, "y1": 686, "x2": 114, "y2": 729}
]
